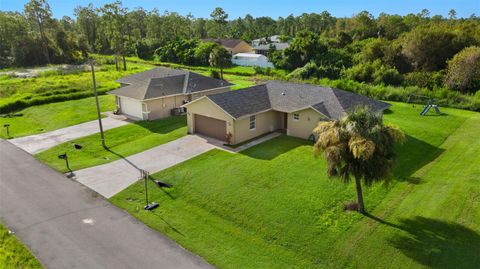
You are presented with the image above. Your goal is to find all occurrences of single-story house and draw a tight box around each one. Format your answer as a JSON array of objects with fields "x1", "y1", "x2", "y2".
[
  {"x1": 182, "y1": 81, "x2": 390, "y2": 144},
  {"x1": 108, "y1": 67, "x2": 232, "y2": 120},
  {"x1": 232, "y1": 53, "x2": 274, "y2": 68},
  {"x1": 201, "y1": 38, "x2": 253, "y2": 54},
  {"x1": 252, "y1": 35, "x2": 284, "y2": 47},
  {"x1": 253, "y1": 42, "x2": 290, "y2": 57}
]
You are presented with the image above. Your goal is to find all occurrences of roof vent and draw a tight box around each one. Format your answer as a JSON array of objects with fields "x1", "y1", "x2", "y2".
[{"x1": 282, "y1": 92, "x2": 286, "y2": 96}]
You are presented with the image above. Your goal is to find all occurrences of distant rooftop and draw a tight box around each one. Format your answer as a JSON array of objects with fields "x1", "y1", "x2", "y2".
[
  {"x1": 201, "y1": 38, "x2": 246, "y2": 49},
  {"x1": 253, "y1": 42, "x2": 290, "y2": 51}
]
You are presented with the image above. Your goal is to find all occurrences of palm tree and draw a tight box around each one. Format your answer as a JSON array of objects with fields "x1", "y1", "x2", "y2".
[
  {"x1": 313, "y1": 106, "x2": 405, "y2": 214},
  {"x1": 209, "y1": 47, "x2": 231, "y2": 80}
]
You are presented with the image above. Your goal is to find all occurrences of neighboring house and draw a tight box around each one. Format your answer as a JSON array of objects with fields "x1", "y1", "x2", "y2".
[
  {"x1": 182, "y1": 81, "x2": 390, "y2": 144},
  {"x1": 201, "y1": 38, "x2": 253, "y2": 54},
  {"x1": 108, "y1": 68, "x2": 232, "y2": 120},
  {"x1": 232, "y1": 53, "x2": 274, "y2": 68},
  {"x1": 253, "y1": 42, "x2": 290, "y2": 57},
  {"x1": 251, "y1": 35, "x2": 284, "y2": 47}
]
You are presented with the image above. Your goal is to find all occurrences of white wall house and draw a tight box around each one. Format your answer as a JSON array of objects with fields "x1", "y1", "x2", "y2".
[{"x1": 232, "y1": 53, "x2": 274, "y2": 68}]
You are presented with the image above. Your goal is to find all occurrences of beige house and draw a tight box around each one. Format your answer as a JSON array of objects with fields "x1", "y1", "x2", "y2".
[
  {"x1": 202, "y1": 38, "x2": 253, "y2": 54},
  {"x1": 108, "y1": 68, "x2": 232, "y2": 120},
  {"x1": 183, "y1": 81, "x2": 391, "y2": 145}
]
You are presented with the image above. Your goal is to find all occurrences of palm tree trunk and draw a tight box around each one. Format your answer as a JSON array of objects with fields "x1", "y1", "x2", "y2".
[
  {"x1": 122, "y1": 55, "x2": 127, "y2": 71},
  {"x1": 355, "y1": 176, "x2": 366, "y2": 214}
]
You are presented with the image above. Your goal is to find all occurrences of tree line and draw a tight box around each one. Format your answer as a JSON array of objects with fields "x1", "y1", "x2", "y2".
[{"x1": 1, "y1": 0, "x2": 479, "y2": 93}]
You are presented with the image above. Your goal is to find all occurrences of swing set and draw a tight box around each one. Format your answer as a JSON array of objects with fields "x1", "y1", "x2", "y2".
[{"x1": 406, "y1": 94, "x2": 441, "y2": 116}]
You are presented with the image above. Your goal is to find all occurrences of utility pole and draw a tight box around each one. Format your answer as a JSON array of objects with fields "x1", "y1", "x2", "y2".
[
  {"x1": 142, "y1": 169, "x2": 159, "y2": 210},
  {"x1": 89, "y1": 59, "x2": 106, "y2": 148}
]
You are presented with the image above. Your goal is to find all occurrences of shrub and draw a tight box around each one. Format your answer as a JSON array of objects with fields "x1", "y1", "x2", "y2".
[
  {"x1": 373, "y1": 66, "x2": 404, "y2": 86},
  {"x1": 194, "y1": 42, "x2": 220, "y2": 66},
  {"x1": 210, "y1": 70, "x2": 220, "y2": 79},
  {"x1": 445, "y1": 46, "x2": 480, "y2": 93}
]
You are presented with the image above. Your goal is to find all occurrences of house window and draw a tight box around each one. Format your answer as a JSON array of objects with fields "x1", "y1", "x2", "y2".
[
  {"x1": 293, "y1": 113, "x2": 300, "y2": 121},
  {"x1": 249, "y1": 115, "x2": 256, "y2": 130}
]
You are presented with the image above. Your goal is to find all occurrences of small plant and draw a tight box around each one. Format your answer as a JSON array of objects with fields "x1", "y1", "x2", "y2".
[
  {"x1": 210, "y1": 69, "x2": 220, "y2": 79},
  {"x1": 225, "y1": 132, "x2": 233, "y2": 145}
]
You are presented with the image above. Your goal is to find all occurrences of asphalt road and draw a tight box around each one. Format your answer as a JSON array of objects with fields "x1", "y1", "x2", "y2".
[{"x1": 0, "y1": 139, "x2": 214, "y2": 269}]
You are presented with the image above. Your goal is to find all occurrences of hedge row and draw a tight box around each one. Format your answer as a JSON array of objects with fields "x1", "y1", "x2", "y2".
[
  {"x1": 0, "y1": 88, "x2": 112, "y2": 114},
  {"x1": 305, "y1": 77, "x2": 480, "y2": 112}
]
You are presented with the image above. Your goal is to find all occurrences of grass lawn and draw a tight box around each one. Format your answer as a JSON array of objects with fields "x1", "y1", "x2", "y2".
[
  {"x1": 0, "y1": 62, "x2": 151, "y2": 113},
  {"x1": 111, "y1": 102, "x2": 480, "y2": 269},
  {"x1": 35, "y1": 116, "x2": 187, "y2": 172},
  {"x1": 0, "y1": 223, "x2": 42, "y2": 269},
  {"x1": 0, "y1": 95, "x2": 115, "y2": 139}
]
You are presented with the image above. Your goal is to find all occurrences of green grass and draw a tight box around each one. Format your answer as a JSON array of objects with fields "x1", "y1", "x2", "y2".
[
  {"x1": 0, "y1": 223, "x2": 43, "y2": 269},
  {"x1": 111, "y1": 102, "x2": 480, "y2": 269},
  {"x1": 0, "y1": 62, "x2": 152, "y2": 113},
  {"x1": 223, "y1": 74, "x2": 257, "y2": 90},
  {"x1": 35, "y1": 116, "x2": 187, "y2": 172},
  {"x1": 0, "y1": 95, "x2": 115, "y2": 139}
]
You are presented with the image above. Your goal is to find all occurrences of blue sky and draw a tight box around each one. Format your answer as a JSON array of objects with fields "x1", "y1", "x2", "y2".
[{"x1": 0, "y1": 0, "x2": 478, "y2": 19}]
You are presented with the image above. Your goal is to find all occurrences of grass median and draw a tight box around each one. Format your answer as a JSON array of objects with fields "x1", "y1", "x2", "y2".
[{"x1": 35, "y1": 116, "x2": 187, "y2": 172}]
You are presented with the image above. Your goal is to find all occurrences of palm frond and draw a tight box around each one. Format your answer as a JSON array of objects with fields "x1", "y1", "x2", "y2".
[{"x1": 348, "y1": 137, "x2": 375, "y2": 160}]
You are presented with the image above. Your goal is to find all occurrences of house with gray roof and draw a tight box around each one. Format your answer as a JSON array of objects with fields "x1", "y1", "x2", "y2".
[
  {"x1": 182, "y1": 81, "x2": 390, "y2": 144},
  {"x1": 108, "y1": 67, "x2": 232, "y2": 120},
  {"x1": 253, "y1": 43, "x2": 290, "y2": 57},
  {"x1": 201, "y1": 38, "x2": 253, "y2": 54}
]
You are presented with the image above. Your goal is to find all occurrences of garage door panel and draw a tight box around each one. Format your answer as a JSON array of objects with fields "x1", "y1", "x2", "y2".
[
  {"x1": 120, "y1": 97, "x2": 143, "y2": 119},
  {"x1": 194, "y1": 114, "x2": 226, "y2": 141}
]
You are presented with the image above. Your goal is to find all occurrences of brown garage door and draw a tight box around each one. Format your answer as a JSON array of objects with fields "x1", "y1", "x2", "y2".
[{"x1": 194, "y1": 114, "x2": 226, "y2": 141}]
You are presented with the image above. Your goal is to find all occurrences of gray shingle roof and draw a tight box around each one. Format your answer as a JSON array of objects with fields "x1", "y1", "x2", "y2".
[
  {"x1": 208, "y1": 84, "x2": 271, "y2": 118},
  {"x1": 109, "y1": 67, "x2": 232, "y2": 100},
  {"x1": 206, "y1": 81, "x2": 390, "y2": 119},
  {"x1": 201, "y1": 38, "x2": 246, "y2": 49},
  {"x1": 311, "y1": 102, "x2": 331, "y2": 118},
  {"x1": 253, "y1": 43, "x2": 290, "y2": 51}
]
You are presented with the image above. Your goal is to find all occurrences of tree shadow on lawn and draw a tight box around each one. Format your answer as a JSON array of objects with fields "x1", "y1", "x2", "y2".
[
  {"x1": 386, "y1": 216, "x2": 480, "y2": 269},
  {"x1": 392, "y1": 135, "x2": 444, "y2": 183}
]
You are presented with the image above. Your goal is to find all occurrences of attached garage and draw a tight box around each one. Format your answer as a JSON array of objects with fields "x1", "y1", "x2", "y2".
[
  {"x1": 194, "y1": 114, "x2": 226, "y2": 141},
  {"x1": 119, "y1": 97, "x2": 143, "y2": 120}
]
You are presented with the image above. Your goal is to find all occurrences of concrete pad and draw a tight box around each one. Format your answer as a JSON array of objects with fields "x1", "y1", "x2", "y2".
[
  {"x1": 74, "y1": 135, "x2": 215, "y2": 198},
  {"x1": 10, "y1": 117, "x2": 130, "y2": 154}
]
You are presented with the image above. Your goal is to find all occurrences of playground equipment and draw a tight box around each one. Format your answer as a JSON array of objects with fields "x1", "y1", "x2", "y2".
[{"x1": 406, "y1": 94, "x2": 441, "y2": 116}]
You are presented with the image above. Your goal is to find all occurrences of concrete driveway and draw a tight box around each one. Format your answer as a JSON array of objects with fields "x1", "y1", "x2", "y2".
[
  {"x1": 74, "y1": 135, "x2": 216, "y2": 198},
  {"x1": 0, "y1": 139, "x2": 213, "y2": 269},
  {"x1": 9, "y1": 117, "x2": 130, "y2": 154}
]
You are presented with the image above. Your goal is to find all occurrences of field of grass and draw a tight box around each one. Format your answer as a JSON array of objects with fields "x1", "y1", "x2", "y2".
[
  {"x1": 0, "y1": 62, "x2": 151, "y2": 113},
  {"x1": 0, "y1": 95, "x2": 115, "y2": 139},
  {"x1": 0, "y1": 223, "x2": 43, "y2": 269},
  {"x1": 111, "y1": 102, "x2": 480, "y2": 269},
  {"x1": 35, "y1": 116, "x2": 187, "y2": 172},
  {"x1": 194, "y1": 70, "x2": 257, "y2": 90}
]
